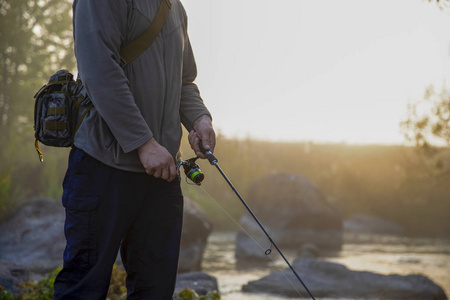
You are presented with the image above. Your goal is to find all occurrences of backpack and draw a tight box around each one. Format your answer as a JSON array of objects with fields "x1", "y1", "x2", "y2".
[
  {"x1": 33, "y1": 70, "x2": 92, "y2": 162},
  {"x1": 33, "y1": 0, "x2": 172, "y2": 162}
]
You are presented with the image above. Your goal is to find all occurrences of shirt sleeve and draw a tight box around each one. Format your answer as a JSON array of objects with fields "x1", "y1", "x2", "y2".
[
  {"x1": 73, "y1": 0, "x2": 153, "y2": 153},
  {"x1": 179, "y1": 35, "x2": 212, "y2": 132}
]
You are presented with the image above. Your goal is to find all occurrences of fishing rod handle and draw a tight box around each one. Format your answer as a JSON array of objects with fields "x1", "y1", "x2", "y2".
[{"x1": 199, "y1": 140, "x2": 218, "y2": 165}]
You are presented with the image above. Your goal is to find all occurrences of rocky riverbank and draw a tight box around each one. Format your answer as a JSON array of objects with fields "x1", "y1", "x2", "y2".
[
  {"x1": 242, "y1": 258, "x2": 447, "y2": 299},
  {"x1": 0, "y1": 197, "x2": 217, "y2": 296}
]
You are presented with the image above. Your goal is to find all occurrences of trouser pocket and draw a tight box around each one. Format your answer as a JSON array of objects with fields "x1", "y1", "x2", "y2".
[{"x1": 62, "y1": 195, "x2": 99, "y2": 269}]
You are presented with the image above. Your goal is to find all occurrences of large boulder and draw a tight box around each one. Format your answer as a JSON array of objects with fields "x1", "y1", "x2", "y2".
[
  {"x1": 236, "y1": 174, "x2": 343, "y2": 262},
  {"x1": 0, "y1": 197, "x2": 212, "y2": 292},
  {"x1": 242, "y1": 258, "x2": 447, "y2": 299},
  {"x1": 178, "y1": 197, "x2": 213, "y2": 273},
  {"x1": 0, "y1": 198, "x2": 65, "y2": 277}
]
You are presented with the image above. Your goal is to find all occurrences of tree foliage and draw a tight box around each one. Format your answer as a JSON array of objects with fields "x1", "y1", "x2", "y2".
[
  {"x1": 400, "y1": 86, "x2": 450, "y2": 196},
  {"x1": 0, "y1": 0, "x2": 74, "y2": 138},
  {"x1": 0, "y1": 0, "x2": 75, "y2": 217},
  {"x1": 428, "y1": 0, "x2": 450, "y2": 10},
  {"x1": 401, "y1": 86, "x2": 450, "y2": 152}
]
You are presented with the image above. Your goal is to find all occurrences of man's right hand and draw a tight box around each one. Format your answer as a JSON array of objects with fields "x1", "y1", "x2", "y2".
[{"x1": 137, "y1": 138, "x2": 177, "y2": 182}]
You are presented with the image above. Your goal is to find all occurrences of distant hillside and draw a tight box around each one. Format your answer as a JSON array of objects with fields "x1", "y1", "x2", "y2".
[{"x1": 180, "y1": 135, "x2": 450, "y2": 237}]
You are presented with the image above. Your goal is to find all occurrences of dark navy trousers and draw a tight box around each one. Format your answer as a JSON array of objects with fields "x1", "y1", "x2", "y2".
[{"x1": 53, "y1": 148, "x2": 184, "y2": 300}]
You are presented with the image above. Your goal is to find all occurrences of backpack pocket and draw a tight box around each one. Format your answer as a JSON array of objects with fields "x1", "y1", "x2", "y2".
[{"x1": 38, "y1": 90, "x2": 74, "y2": 147}]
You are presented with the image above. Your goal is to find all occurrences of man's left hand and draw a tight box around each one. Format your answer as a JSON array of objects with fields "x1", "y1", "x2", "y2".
[{"x1": 189, "y1": 115, "x2": 215, "y2": 159}]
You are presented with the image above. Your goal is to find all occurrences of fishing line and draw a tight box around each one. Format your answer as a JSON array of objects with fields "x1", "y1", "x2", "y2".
[
  {"x1": 198, "y1": 187, "x2": 265, "y2": 252},
  {"x1": 198, "y1": 185, "x2": 305, "y2": 299}
]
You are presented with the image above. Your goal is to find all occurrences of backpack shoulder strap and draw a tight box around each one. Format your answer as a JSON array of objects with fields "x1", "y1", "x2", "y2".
[{"x1": 119, "y1": 0, "x2": 172, "y2": 67}]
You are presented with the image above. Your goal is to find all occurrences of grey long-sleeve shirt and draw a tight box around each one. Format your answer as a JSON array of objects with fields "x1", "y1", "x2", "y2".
[{"x1": 72, "y1": 0, "x2": 211, "y2": 172}]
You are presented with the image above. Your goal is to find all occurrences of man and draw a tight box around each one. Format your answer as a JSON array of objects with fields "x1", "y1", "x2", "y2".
[{"x1": 53, "y1": 0, "x2": 215, "y2": 299}]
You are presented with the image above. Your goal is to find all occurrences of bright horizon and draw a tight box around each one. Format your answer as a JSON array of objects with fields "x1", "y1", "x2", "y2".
[{"x1": 182, "y1": 0, "x2": 450, "y2": 145}]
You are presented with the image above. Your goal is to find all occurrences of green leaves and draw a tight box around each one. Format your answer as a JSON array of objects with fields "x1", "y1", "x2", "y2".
[
  {"x1": 16, "y1": 267, "x2": 61, "y2": 300},
  {"x1": 0, "y1": 286, "x2": 15, "y2": 300},
  {"x1": 176, "y1": 287, "x2": 221, "y2": 300}
]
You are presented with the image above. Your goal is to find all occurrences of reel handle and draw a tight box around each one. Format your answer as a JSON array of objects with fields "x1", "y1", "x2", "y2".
[{"x1": 199, "y1": 140, "x2": 218, "y2": 165}]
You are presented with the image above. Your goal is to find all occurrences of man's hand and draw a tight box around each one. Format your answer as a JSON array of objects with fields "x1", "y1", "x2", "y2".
[
  {"x1": 189, "y1": 115, "x2": 216, "y2": 159},
  {"x1": 137, "y1": 138, "x2": 177, "y2": 182}
]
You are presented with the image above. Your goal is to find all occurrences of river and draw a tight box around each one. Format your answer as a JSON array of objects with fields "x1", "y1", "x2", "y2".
[{"x1": 201, "y1": 232, "x2": 450, "y2": 299}]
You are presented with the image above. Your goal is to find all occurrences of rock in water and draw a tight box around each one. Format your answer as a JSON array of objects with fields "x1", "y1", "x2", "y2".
[
  {"x1": 242, "y1": 258, "x2": 447, "y2": 299},
  {"x1": 174, "y1": 272, "x2": 219, "y2": 297},
  {"x1": 236, "y1": 174, "x2": 343, "y2": 262},
  {"x1": 178, "y1": 197, "x2": 213, "y2": 273}
]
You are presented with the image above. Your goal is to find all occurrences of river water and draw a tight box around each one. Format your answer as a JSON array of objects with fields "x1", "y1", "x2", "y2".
[{"x1": 201, "y1": 232, "x2": 450, "y2": 299}]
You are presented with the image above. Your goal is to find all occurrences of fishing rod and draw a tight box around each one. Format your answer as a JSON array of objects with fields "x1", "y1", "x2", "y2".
[{"x1": 177, "y1": 142, "x2": 316, "y2": 300}]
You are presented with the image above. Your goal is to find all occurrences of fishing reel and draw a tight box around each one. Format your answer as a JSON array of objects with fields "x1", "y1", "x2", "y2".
[{"x1": 177, "y1": 156, "x2": 204, "y2": 185}]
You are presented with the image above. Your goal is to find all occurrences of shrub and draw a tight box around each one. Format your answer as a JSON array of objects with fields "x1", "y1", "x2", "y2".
[
  {"x1": 176, "y1": 287, "x2": 220, "y2": 300},
  {"x1": 0, "y1": 286, "x2": 15, "y2": 300},
  {"x1": 3, "y1": 266, "x2": 219, "y2": 300}
]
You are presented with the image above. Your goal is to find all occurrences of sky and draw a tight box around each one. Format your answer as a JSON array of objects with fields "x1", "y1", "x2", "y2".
[{"x1": 181, "y1": 0, "x2": 450, "y2": 145}]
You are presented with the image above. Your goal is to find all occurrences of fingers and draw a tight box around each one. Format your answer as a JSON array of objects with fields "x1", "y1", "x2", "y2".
[
  {"x1": 161, "y1": 164, "x2": 177, "y2": 182},
  {"x1": 188, "y1": 130, "x2": 197, "y2": 151},
  {"x1": 197, "y1": 131, "x2": 216, "y2": 160},
  {"x1": 146, "y1": 161, "x2": 177, "y2": 182},
  {"x1": 160, "y1": 168, "x2": 168, "y2": 181},
  {"x1": 189, "y1": 130, "x2": 206, "y2": 159},
  {"x1": 189, "y1": 129, "x2": 216, "y2": 153},
  {"x1": 150, "y1": 168, "x2": 158, "y2": 178},
  {"x1": 168, "y1": 163, "x2": 177, "y2": 182},
  {"x1": 137, "y1": 138, "x2": 177, "y2": 182},
  {"x1": 201, "y1": 131, "x2": 216, "y2": 153},
  {"x1": 191, "y1": 115, "x2": 215, "y2": 159}
]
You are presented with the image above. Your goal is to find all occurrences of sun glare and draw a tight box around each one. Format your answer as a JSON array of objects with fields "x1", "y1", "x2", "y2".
[{"x1": 183, "y1": 0, "x2": 450, "y2": 145}]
